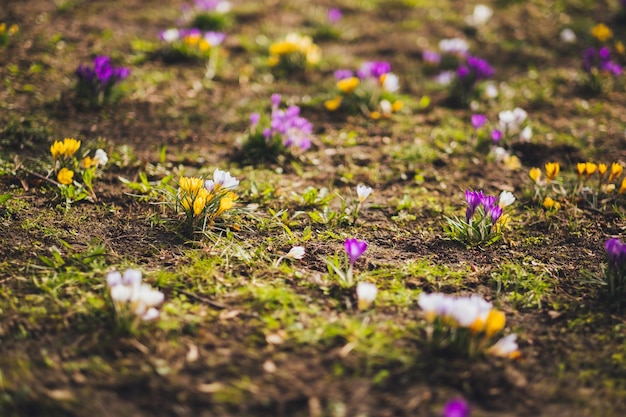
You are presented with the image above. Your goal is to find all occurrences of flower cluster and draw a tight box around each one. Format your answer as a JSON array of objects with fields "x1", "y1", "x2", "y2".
[
  {"x1": 445, "y1": 190, "x2": 514, "y2": 246},
  {"x1": 324, "y1": 61, "x2": 403, "y2": 118},
  {"x1": 423, "y1": 38, "x2": 494, "y2": 106},
  {"x1": 471, "y1": 107, "x2": 531, "y2": 168},
  {"x1": 581, "y1": 23, "x2": 623, "y2": 93},
  {"x1": 239, "y1": 94, "x2": 314, "y2": 164},
  {"x1": 158, "y1": 28, "x2": 226, "y2": 61},
  {"x1": 49, "y1": 137, "x2": 108, "y2": 205},
  {"x1": 107, "y1": 269, "x2": 164, "y2": 332},
  {"x1": 529, "y1": 161, "x2": 626, "y2": 211},
  {"x1": 605, "y1": 238, "x2": 626, "y2": 297},
  {"x1": 268, "y1": 33, "x2": 321, "y2": 75},
  {"x1": 0, "y1": 22, "x2": 19, "y2": 47},
  {"x1": 176, "y1": 168, "x2": 238, "y2": 235},
  {"x1": 180, "y1": 0, "x2": 233, "y2": 31},
  {"x1": 75, "y1": 56, "x2": 130, "y2": 107},
  {"x1": 418, "y1": 292, "x2": 520, "y2": 359}
]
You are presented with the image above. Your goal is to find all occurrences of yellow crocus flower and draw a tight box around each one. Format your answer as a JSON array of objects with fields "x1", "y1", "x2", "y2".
[
  {"x1": 215, "y1": 191, "x2": 237, "y2": 217},
  {"x1": 543, "y1": 196, "x2": 561, "y2": 210},
  {"x1": 609, "y1": 163, "x2": 623, "y2": 182},
  {"x1": 619, "y1": 178, "x2": 626, "y2": 194},
  {"x1": 324, "y1": 96, "x2": 342, "y2": 111},
  {"x1": 544, "y1": 162, "x2": 560, "y2": 182},
  {"x1": 57, "y1": 168, "x2": 74, "y2": 185},
  {"x1": 8, "y1": 24, "x2": 18, "y2": 36},
  {"x1": 62, "y1": 138, "x2": 81, "y2": 158},
  {"x1": 617, "y1": 41, "x2": 625, "y2": 55},
  {"x1": 585, "y1": 162, "x2": 597, "y2": 177},
  {"x1": 82, "y1": 156, "x2": 95, "y2": 169},
  {"x1": 193, "y1": 195, "x2": 206, "y2": 216},
  {"x1": 598, "y1": 163, "x2": 607, "y2": 177},
  {"x1": 529, "y1": 167, "x2": 541, "y2": 183},
  {"x1": 369, "y1": 111, "x2": 381, "y2": 120},
  {"x1": 591, "y1": 23, "x2": 613, "y2": 42},
  {"x1": 337, "y1": 77, "x2": 359, "y2": 94},
  {"x1": 576, "y1": 163, "x2": 586, "y2": 177},
  {"x1": 391, "y1": 100, "x2": 404, "y2": 112},
  {"x1": 484, "y1": 310, "x2": 506, "y2": 338},
  {"x1": 50, "y1": 140, "x2": 65, "y2": 160},
  {"x1": 179, "y1": 177, "x2": 204, "y2": 196}
]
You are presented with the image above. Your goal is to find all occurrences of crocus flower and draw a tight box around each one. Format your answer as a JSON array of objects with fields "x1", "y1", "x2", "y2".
[
  {"x1": 356, "y1": 184, "x2": 373, "y2": 202},
  {"x1": 439, "y1": 38, "x2": 469, "y2": 56},
  {"x1": 487, "y1": 333, "x2": 520, "y2": 358},
  {"x1": 286, "y1": 246, "x2": 306, "y2": 260},
  {"x1": 356, "y1": 282, "x2": 377, "y2": 310},
  {"x1": 465, "y1": 190, "x2": 484, "y2": 221},
  {"x1": 559, "y1": 28, "x2": 576, "y2": 44},
  {"x1": 488, "y1": 204, "x2": 503, "y2": 224},
  {"x1": 334, "y1": 69, "x2": 354, "y2": 80},
  {"x1": 544, "y1": 162, "x2": 560, "y2": 182},
  {"x1": 491, "y1": 129, "x2": 503, "y2": 142},
  {"x1": 107, "y1": 269, "x2": 164, "y2": 322},
  {"x1": 609, "y1": 162, "x2": 623, "y2": 182},
  {"x1": 327, "y1": 8, "x2": 342, "y2": 23},
  {"x1": 57, "y1": 168, "x2": 74, "y2": 185},
  {"x1": 344, "y1": 238, "x2": 368, "y2": 265},
  {"x1": 422, "y1": 50, "x2": 441, "y2": 65},
  {"x1": 498, "y1": 191, "x2": 515, "y2": 208},
  {"x1": 93, "y1": 149, "x2": 108, "y2": 166},
  {"x1": 471, "y1": 114, "x2": 487, "y2": 129},
  {"x1": 529, "y1": 167, "x2": 541, "y2": 183},
  {"x1": 465, "y1": 3, "x2": 493, "y2": 27},
  {"x1": 205, "y1": 168, "x2": 239, "y2": 192},
  {"x1": 442, "y1": 398, "x2": 471, "y2": 417}
]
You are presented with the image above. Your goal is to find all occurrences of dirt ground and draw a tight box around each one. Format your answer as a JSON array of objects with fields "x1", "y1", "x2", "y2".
[{"x1": 2, "y1": 0, "x2": 626, "y2": 416}]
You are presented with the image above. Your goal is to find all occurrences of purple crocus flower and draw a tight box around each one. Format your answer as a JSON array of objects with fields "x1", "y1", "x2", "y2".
[
  {"x1": 488, "y1": 204, "x2": 503, "y2": 224},
  {"x1": 422, "y1": 50, "x2": 441, "y2": 65},
  {"x1": 328, "y1": 8, "x2": 342, "y2": 23},
  {"x1": 250, "y1": 113, "x2": 260, "y2": 128},
  {"x1": 271, "y1": 93, "x2": 282, "y2": 109},
  {"x1": 465, "y1": 190, "x2": 484, "y2": 222},
  {"x1": 466, "y1": 56, "x2": 494, "y2": 79},
  {"x1": 606, "y1": 238, "x2": 626, "y2": 266},
  {"x1": 491, "y1": 129, "x2": 503, "y2": 142},
  {"x1": 344, "y1": 238, "x2": 368, "y2": 265},
  {"x1": 357, "y1": 61, "x2": 391, "y2": 79},
  {"x1": 457, "y1": 66, "x2": 470, "y2": 79},
  {"x1": 471, "y1": 114, "x2": 487, "y2": 129},
  {"x1": 481, "y1": 195, "x2": 497, "y2": 209},
  {"x1": 334, "y1": 69, "x2": 354, "y2": 80},
  {"x1": 442, "y1": 398, "x2": 471, "y2": 417}
]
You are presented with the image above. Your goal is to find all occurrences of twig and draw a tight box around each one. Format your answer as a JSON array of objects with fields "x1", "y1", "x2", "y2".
[{"x1": 178, "y1": 289, "x2": 228, "y2": 310}]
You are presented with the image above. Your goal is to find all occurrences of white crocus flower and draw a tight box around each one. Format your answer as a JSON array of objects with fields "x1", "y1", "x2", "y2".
[
  {"x1": 382, "y1": 73, "x2": 399, "y2": 93},
  {"x1": 215, "y1": 1, "x2": 232, "y2": 13},
  {"x1": 498, "y1": 191, "x2": 516, "y2": 208},
  {"x1": 465, "y1": 4, "x2": 493, "y2": 27},
  {"x1": 356, "y1": 184, "x2": 373, "y2": 203},
  {"x1": 438, "y1": 38, "x2": 469, "y2": 55},
  {"x1": 206, "y1": 168, "x2": 239, "y2": 192},
  {"x1": 488, "y1": 333, "x2": 520, "y2": 358},
  {"x1": 286, "y1": 246, "x2": 305, "y2": 260},
  {"x1": 356, "y1": 282, "x2": 378, "y2": 310},
  {"x1": 484, "y1": 82, "x2": 499, "y2": 99},
  {"x1": 435, "y1": 71, "x2": 455, "y2": 86},
  {"x1": 520, "y1": 126, "x2": 532, "y2": 142},
  {"x1": 559, "y1": 28, "x2": 576, "y2": 44},
  {"x1": 107, "y1": 269, "x2": 164, "y2": 322},
  {"x1": 161, "y1": 28, "x2": 180, "y2": 43},
  {"x1": 93, "y1": 149, "x2": 108, "y2": 167}
]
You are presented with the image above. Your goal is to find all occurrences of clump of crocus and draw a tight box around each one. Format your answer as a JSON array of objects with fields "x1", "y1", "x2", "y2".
[
  {"x1": 604, "y1": 238, "x2": 626, "y2": 297},
  {"x1": 179, "y1": 0, "x2": 234, "y2": 31},
  {"x1": 444, "y1": 190, "x2": 513, "y2": 246},
  {"x1": 418, "y1": 292, "x2": 520, "y2": 359},
  {"x1": 0, "y1": 22, "x2": 19, "y2": 47},
  {"x1": 470, "y1": 108, "x2": 531, "y2": 168},
  {"x1": 323, "y1": 238, "x2": 368, "y2": 286},
  {"x1": 530, "y1": 161, "x2": 626, "y2": 211},
  {"x1": 175, "y1": 168, "x2": 239, "y2": 236},
  {"x1": 580, "y1": 22, "x2": 623, "y2": 94},
  {"x1": 268, "y1": 33, "x2": 321, "y2": 76},
  {"x1": 424, "y1": 38, "x2": 494, "y2": 107},
  {"x1": 158, "y1": 28, "x2": 225, "y2": 77},
  {"x1": 107, "y1": 268, "x2": 164, "y2": 333},
  {"x1": 349, "y1": 184, "x2": 373, "y2": 224},
  {"x1": 47, "y1": 137, "x2": 108, "y2": 206},
  {"x1": 238, "y1": 94, "x2": 314, "y2": 164},
  {"x1": 312, "y1": 8, "x2": 343, "y2": 41},
  {"x1": 75, "y1": 56, "x2": 130, "y2": 107},
  {"x1": 325, "y1": 61, "x2": 404, "y2": 118}
]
